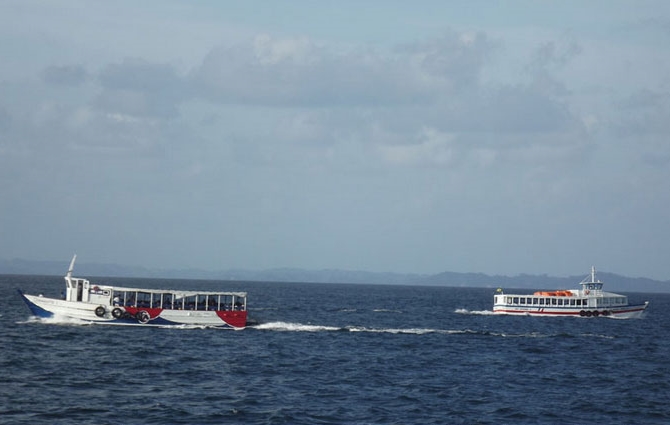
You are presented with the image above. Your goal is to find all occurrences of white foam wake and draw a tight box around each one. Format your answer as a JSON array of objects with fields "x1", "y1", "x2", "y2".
[
  {"x1": 455, "y1": 308, "x2": 495, "y2": 315},
  {"x1": 254, "y1": 321, "x2": 341, "y2": 332}
]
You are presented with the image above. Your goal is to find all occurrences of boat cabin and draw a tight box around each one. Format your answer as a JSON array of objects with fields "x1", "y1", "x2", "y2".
[{"x1": 64, "y1": 270, "x2": 246, "y2": 312}]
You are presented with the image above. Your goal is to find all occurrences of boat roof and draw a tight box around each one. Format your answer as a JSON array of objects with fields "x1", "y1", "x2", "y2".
[{"x1": 80, "y1": 279, "x2": 247, "y2": 297}]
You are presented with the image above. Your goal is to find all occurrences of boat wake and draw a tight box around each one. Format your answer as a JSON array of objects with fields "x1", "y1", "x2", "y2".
[
  {"x1": 19, "y1": 315, "x2": 92, "y2": 326},
  {"x1": 253, "y1": 321, "x2": 490, "y2": 335},
  {"x1": 253, "y1": 321, "x2": 342, "y2": 332},
  {"x1": 455, "y1": 308, "x2": 495, "y2": 315}
]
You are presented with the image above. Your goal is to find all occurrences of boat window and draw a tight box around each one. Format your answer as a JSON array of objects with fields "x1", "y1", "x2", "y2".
[
  {"x1": 551, "y1": 298, "x2": 557, "y2": 305},
  {"x1": 113, "y1": 290, "x2": 124, "y2": 306},
  {"x1": 539, "y1": 298, "x2": 545, "y2": 305},
  {"x1": 519, "y1": 297, "x2": 525, "y2": 304},
  {"x1": 184, "y1": 295, "x2": 196, "y2": 310},
  {"x1": 234, "y1": 296, "x2": 245, "y2": 310},
  {"x1": 137, "y1": 292, "x2": 151, "y2": 308},
  {"x1": 513, "y1": 297, "x2": 519, "y2": 304},
  {"x1": 151, "y1": 292, "x2": 162, "y2": 308},
  {"x1": 532, "y1": 298, "x2": 538, "y2": 305},
  {"x1": 220, "y1": 295, "x2": 233, "y2": 310},
  {"x1": 196, "y1": 295, "x2": 208, "y2": 310},
  {"x1": 570, "y1": 299, "x2": 576, "y2": 306},
  {"x1": 506, "y1": 297, "x2": 512, "y2": 304},
  {"x1": 557, "y1": 299, "x2": 563, "y2": 306},
  {"x1": 163, "y1": 293, "x2": 173, "y2": 309}
]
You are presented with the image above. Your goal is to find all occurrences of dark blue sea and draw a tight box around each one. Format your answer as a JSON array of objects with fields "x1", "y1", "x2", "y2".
[{"x1": 1, "y1": 275, "x2": 668, "y2": 425}]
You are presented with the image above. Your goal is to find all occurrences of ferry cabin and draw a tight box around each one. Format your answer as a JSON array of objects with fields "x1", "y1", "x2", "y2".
[
  {"x1": 494, "y1": 293, "x2": 629, "y2": 310},
  {"x1": 65, "y1": 275, "x2": 246, "y2": 312}
]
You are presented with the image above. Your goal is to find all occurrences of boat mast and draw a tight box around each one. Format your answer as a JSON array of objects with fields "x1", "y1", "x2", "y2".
[
  {"x1": 67, "y1": 254, "x2": 77, "y2": 279},
  {"x1": 64, "y1": 254, "x2": 77, "y2": 301},
  {"x1": 590, "y1": 266, "x2": 596, "y2": 283}
]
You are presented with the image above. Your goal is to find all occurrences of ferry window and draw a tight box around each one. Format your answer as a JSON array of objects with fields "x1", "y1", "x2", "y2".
[
  {"x1": 558, "y1": 299, "x2": 563, "y2": 306},
  {"x1": 113, "y1": 291, "x2": 124, "y2": 306},
  {"x1": 570, "y1": 299, "x2": 576, "y2": 306},
  {"x1": 163, "y1": 294, "x2": 173, "y2": 309},
  {"x1": 137, "y1": 292, "x2": 151, "y2": 308},
  {"x1": 151, "y1": 293, "x2": 162, "y2": 308},
  {"x1": 532, "y1": 298, "x2": 538, "y2": 305},
  {"x1": 539, "y1": 298, "x2": 545, "y2": 305},
  {"x1": 184, "y1": 295, "x2": 196, "y2": 310},
  {"x1": 197, "y1": 295, "x2": 208, "y2": 310},
  {"x1": 206, "y1": 296, "x2": 217, "y2": 310},
  {"x1": 551, "y1": 298, "x2": 557, "y2": 305},
  {"x1": 513, "y1": 297, "x2": 519, "y2": 304},
  {"x1": 234, "y1": 296, "x2": 245, "y2": 310},
  {"x1": 526, "y1": 298, "x2": 532, "y2": 304},
  {"x1": 221, "y1": 295, "x2": 233, "y2": 310},
  {"x1": 506, "y1": 297, "x2": 512, "y2": 304},
  {"x1": 520, "y1": 297, "x2": 525, "y2": 304}
]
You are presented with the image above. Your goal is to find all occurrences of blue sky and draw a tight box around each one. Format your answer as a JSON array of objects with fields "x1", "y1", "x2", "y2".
[{"x1": 1, "y1": 1, "x2": 670, "y2": 279}]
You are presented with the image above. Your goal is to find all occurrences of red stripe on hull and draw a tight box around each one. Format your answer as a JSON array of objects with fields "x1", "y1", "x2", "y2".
[{"x1": 216, "y1": 311, "x2": 247, "y2": 328}]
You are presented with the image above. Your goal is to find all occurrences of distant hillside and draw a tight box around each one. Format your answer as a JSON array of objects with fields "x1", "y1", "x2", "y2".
[{"x1": 1, "y1": 258, "x2": 668, "y2": 293}]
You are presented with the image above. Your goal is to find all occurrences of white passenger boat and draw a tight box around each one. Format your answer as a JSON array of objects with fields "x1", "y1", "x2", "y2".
[
  {"x1": 18, "y1": 255, "x2": 248, "y2": 329},
  {"x1": 493, "y1": 267, "x2": 649, "y2": 318}
]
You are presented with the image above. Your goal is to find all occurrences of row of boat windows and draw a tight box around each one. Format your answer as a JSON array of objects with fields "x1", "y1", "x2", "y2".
[
  {"x1": 112, "y1": 291, "x2": 246, "y2": 311},
  {"x1": 502, "y1": 296, "x2": 627, "y2": 307},
  {"x1": 505, "y1": 297, "x2": 588, "y2": 306}
]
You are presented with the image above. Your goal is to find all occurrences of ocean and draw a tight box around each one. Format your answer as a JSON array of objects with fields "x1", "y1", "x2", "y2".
[{"x1": 1, "y1": 275, "x2": 668, "y2": 425}]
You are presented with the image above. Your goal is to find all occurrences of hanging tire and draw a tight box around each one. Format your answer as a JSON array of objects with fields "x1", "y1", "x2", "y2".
[
  {"x1": 136, "y1": 310, "x2": 150, "y2": 324},
  {"x1": 579, "y1": 310, "x2": 586, "y2": 317},
  {"x1": 112, "y1": 308, "x2": 124, "y2": 319},
  {"x1": 585, "y1": 311, "x2": 593, "y2": 317},
  {"x1": 95, "y1": 306, "x2": 106, "y2": 317},
  {"x1": 593, "y1": 311, "x2": 600, "y2": 317}
]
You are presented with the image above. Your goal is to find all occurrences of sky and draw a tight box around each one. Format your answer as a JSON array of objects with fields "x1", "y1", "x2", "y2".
[{"x1": 1, "y1": 1, "x2": 670, "y2": 280}]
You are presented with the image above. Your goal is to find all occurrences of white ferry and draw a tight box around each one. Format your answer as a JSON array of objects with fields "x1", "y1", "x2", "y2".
[
  {"x1": 18, "y1": 255, "x2": 248, "y2": 329},
  {"x1": 493, "y1": 267, "x2": 649, "y2": 318}
]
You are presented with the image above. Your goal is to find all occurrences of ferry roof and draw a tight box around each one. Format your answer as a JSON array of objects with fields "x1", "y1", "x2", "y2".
[{"x1": 81, "y1": 279, "x2": 247, "y2": 297}]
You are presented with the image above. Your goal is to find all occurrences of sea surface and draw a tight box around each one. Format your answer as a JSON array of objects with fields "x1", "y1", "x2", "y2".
[{"x1": 1, "y1": 275, "x2": 668, "y2": 425}]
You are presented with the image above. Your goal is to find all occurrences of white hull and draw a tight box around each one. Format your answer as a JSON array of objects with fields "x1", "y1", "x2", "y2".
[
  {"x1": 492, "y1": 303, "x2": 648, "y2": 318},
  {"x1": 20, "y1": 293, "x2": 247, "y2": 327}
]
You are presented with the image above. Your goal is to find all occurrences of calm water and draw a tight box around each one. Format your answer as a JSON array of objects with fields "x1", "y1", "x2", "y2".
[{"x1": 1, "y1": 275, "x2": 668, "y2": 425}]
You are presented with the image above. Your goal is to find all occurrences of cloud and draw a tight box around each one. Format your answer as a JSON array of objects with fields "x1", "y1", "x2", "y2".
[
  {"x1": 41, "y1": 64, "x2": 88, "y2": 86},
  {"x1": 190, "y1": 31, "x2": 497, "y2": 107},
  {"x1": 96, "y1": 58, "x2": 187, "y2": 119}
]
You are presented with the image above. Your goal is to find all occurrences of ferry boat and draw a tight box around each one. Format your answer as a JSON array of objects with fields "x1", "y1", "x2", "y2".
[
  {"x1": 493, "y1": 267, "x2": 649, "y2": 318},
  {"x1": 18, "y1": 255, "x2": 248, "y2": 329}
]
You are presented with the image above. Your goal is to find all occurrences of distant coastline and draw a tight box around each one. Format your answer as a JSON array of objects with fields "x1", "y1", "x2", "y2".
[{"x1": 1, "y1": 258, "x2": 668, "y2": 293}]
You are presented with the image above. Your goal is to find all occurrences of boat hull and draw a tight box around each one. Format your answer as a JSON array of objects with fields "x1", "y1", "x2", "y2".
[
  {"x1": 492, "y1": 302, "x2": 649, "y2": 318},
  {"x1": 19, "y1": 291, "x2": 247, "y2": 329}
]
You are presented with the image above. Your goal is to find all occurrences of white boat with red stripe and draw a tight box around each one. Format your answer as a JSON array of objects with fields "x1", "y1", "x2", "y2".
[
  {"x1": 493, "y1": 267, "x2": 649, "y2": 318},
  {"x1": 18, "y1": 255, "x2": 248, "y2": 329}
]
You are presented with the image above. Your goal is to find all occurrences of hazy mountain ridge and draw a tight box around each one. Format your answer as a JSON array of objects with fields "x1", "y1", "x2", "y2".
[{"x1": 1, "y1": 258, "x2": 668, "y2": 293}]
